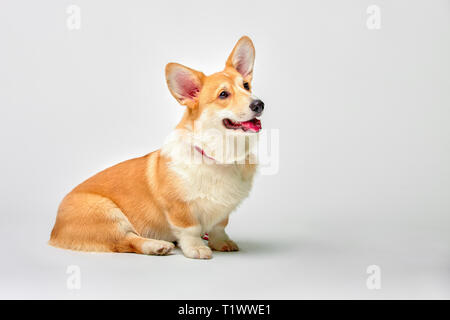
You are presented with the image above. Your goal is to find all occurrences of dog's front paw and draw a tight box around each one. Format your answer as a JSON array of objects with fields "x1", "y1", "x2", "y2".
[
  {"x1": 182, "y1": 245, "x2": 212, "y2": 259},
  {"x1": 208, "y1": 239, "x2": 239, "y2": 252}
]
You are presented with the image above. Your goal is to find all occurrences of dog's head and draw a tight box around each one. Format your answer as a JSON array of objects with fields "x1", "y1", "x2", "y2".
[{"x1": 165, "y1": 36, "x2": 263, "y2": 139}]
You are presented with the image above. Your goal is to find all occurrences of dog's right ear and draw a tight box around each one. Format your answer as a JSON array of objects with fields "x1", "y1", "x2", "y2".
[
  {"x1": 226, "y1": 36, "x2": 255, "y2": 79},
  {"x1": 165, "y1": 63, "x2": 205, "y2": 108}
]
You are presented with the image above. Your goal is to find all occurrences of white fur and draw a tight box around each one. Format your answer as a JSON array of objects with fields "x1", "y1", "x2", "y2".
[
  {"x1": 207, "y1": 223, "x2": 238, "y2": 251},
  {"x1": 161, "y1": 128, "x2": 256, "y2": 234},
  {"x1": 170, "y1": 225, "x2": 212, "y2": 259},
  {"x1": 141, "y1": 239, "x2": 175, "y2": 255}
]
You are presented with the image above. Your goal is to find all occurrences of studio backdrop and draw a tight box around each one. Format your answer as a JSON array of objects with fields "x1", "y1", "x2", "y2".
[{"x1": 0, "y1": 0, "x2": 449, "y2": 299}]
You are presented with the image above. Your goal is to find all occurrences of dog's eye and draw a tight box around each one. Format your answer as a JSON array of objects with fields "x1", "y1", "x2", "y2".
[
  {"x1": 219, "y1": 91, "x2": 229, "y2": 99},
  {"x1": 243, "y1": 82, "x2": 250, "y2": 90}
]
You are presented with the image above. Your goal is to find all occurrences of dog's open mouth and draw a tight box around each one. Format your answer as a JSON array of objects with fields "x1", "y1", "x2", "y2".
[{"x1": 223, "y1": 118, "x2": 262, "y2": 133}]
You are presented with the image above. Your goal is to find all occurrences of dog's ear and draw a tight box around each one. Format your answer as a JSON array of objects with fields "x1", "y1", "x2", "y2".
[
  {"x1": 165, "y1": 63, "x2": 205, "y2": 108},
  {"x1": 226, "y1": 36, "x2": 255, "y2": 79}
]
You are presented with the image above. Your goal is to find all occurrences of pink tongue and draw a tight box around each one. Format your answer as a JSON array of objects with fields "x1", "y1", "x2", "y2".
[{"x1": 241, "y1": 119, "x2": 262, "y2": 132}]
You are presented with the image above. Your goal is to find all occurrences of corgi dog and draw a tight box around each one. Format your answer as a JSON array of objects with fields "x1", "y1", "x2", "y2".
[{"x1": 49, "y1": 36, "x2": 264, "y2": 259}]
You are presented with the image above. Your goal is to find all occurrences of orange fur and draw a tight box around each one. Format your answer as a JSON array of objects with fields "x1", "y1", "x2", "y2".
[{"x1": 50, "y1": 152, "x2": 180, "y2": 252}]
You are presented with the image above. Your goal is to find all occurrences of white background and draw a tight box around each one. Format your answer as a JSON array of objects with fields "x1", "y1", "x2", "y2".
[{"x1": 0, "y1": 0, "x2": 449, "y2": 299}]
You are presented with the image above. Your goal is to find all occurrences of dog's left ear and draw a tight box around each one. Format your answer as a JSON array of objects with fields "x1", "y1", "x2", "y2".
[
  {"x1": 165, "y1": 63, "x2": 205, "y2": 108},
  {"x1": 226, "y1": 36, "x2": 255, "y2": 79}
]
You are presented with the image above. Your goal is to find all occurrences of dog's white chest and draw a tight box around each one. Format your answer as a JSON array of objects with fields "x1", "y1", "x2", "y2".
[{"x1": 172, "y1": 163, "x2": 254, "y2": 231}]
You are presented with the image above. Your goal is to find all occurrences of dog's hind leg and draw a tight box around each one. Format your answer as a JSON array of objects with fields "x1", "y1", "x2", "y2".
[
  {"x1": 49, "y1": 192, "x2": 174, "y2": 255},
  {"x1": 120, "y1": 233, "x2": 175, "y2": 255}
]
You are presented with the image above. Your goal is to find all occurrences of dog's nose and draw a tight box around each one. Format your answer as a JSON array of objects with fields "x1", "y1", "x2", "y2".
[{"x1": 249, "y1": 99, "x2": 264, "y2": 114}]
